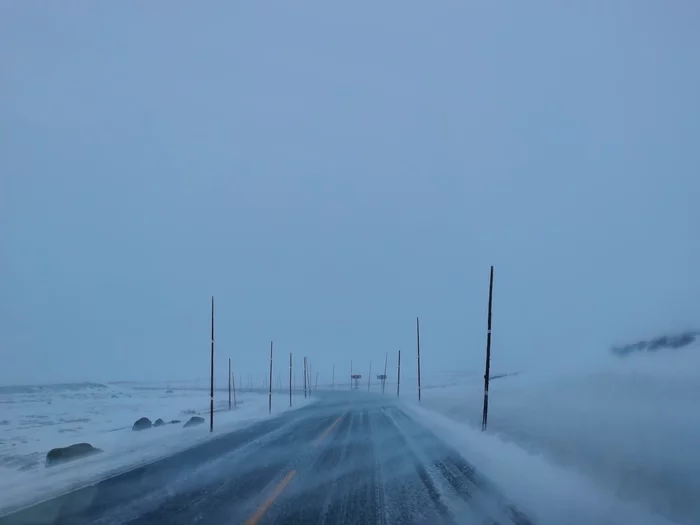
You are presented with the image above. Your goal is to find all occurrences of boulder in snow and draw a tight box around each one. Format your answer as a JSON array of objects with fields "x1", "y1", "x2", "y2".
[
  {"x1": 46, "y1": 443, "x2": 102, "y2": 466},
  {"x1": 154, "y1": 418, "x2": 165, "y2": 427},
  {"x1": 183, "y1": 416, "x2": 205, "y2": 428},
  {"x1": 132, "y1": 417, "x2": 152, "y2": 431}
]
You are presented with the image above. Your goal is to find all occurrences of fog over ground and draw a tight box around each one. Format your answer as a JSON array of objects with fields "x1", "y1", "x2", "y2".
[{"x1": 2, "y1": 2, "x2": 698, "y2": 386}]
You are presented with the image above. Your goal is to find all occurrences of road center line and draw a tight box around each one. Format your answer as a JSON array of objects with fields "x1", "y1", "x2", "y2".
[
  {"x1": 245, "y1": 470, "x2": 297, "y2": 525},
  {"x1": 244, "y1": 416, "x2": 343, "y2": 523},
  {"x1": 314, "y1": 416, "x2": 342, "y2": 447}
]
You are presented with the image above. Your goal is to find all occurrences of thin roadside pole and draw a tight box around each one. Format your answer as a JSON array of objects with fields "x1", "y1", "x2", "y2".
[
  {"x1": 232, "y1": 362, "x2": 237, "y2": 408},
  {"x1": 307, "y1": 360, "x2": 312, "y2": 395},
  {"x1": 416, "y1": 317, "x2": 421, "y2": 402},
  {"x1": 482, "y1": 266, "x2": 494, "y2": 431},
  {"x1": 289, "y1": 352, "x2": 293, "y2": 407},
  {"x1": 209, "y1": 296, "x2": 215, "y2": 433},
  {"x1": 382, "y1": 352, "x2": 388, "y2": 394},
  {"x1": 268, "y1": 341, "x2": 273, "y2": 414},
  {"x1": 397, "y1": 350, "x2": 401, "y2": 397}
]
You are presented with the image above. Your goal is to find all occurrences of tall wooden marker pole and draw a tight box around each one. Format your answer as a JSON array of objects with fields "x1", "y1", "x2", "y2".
[
  {"x1": 350, "y1": 360, "x2": 353, "y2": 390},
  {"x1": 307, "y1": 361, "x2": 312, "y2": 395},
  {"x1": 232, "y1": 363, "x2": 237, "y2": 408},
  {"x1": 382, "y1": 352, "x2": 388, "y2": 394},
  {"x1": 289, "y1": 353, "x2": 293, "y2": 407},
  {"x1": 482, "y1": 265, "x2": 494, "y2": 432},
  {"x1": 268, "y1": 341, "x2": 273, "y2": 414},
  {"x1": 228, "y1": 358, "x2": 232, "y2": 410},
  {"x1": 416, "y1": 317, "x2": 422, "y2": 402},
  {"x1": 303, "y1": 357, "x2": 308, "y2": 398},
  {"x1": 368, "y1": 361, "x2": 372, "y2": 391},
  {"x1": 210, "y1": 296, "x2": 215, "y2": 433},
  {"x1": 310, "y1": 361, "x2": 313, "y2": 395},
  {"x1": 397, "y1": 350, "x2": 401, "y2": 397}
]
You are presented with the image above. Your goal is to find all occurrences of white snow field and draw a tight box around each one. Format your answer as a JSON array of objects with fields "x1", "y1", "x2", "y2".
[
  {"x1": 1, "y1": 336, "x2": 697, "y2": 525},
  {"x1": 0, "y1": 382, "x2": 314, "y2": 515},
  {"x1": 400, "y1": 335, "x2": 700, "y2": 525}
]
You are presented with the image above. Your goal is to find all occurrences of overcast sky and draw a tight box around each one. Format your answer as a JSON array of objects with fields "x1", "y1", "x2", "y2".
[{"x1": 1, "y1": 1, "x2": 698, "y2": 386}]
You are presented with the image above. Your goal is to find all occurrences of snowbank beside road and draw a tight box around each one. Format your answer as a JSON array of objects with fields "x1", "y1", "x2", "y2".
[
  {"x1": 402, "y1": 338, "x2": 700, "y2": 525},
  {"x1": 405, "y1": 403, "x2": 678, "y2": 525}
]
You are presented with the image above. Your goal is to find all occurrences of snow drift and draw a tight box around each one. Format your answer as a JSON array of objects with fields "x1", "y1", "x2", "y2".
[{"x1": 405, "y1": 332, "x2": 700, "y2": 525}]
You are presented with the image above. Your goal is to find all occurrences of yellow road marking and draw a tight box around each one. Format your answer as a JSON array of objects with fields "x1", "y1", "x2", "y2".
[
  {"x1": 245, "y1": 470, "x2": 296, "y2": 525},
  {"x1": 244, "y1": 415, "x2": 343, "y2": 523},
  {"x1": 315, "y1": 416, "x2": 342, "y2": 447}
]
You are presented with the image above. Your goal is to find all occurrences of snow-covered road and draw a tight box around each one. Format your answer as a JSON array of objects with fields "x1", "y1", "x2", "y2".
[{"x1": 1, "y1": 393, "x2": 532, "y2": 525}]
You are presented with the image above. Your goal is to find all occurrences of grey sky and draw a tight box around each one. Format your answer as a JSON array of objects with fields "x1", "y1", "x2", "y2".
[{"x1": 2, "y1": 1, "x2": 698, "y2": 386}]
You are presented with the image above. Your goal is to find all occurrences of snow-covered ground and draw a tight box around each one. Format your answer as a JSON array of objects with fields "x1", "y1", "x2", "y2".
[
  {"x1": 0, "y1": 382, "x2": 314, "y2": 515},
  {"x1": 2, "y1": 337, "x2": 697, "y2": 525},
  {"x1": 400, "y1": 336, "x2": 700, "y2": 525}
]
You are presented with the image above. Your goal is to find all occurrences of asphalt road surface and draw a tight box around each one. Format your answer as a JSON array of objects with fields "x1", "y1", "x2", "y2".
[{"x1": 0, "y1": 392, "x2": 534, "y2": 525}]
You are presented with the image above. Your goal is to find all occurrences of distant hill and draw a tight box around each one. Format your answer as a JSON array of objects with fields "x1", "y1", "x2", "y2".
[
  {"x1": 490, "y1": 372, "x2": 521, "y2": 381},
  {"x1": 611, "y1": 331, "x2": 698, "y2": 357},
  {"x1": 0, "y1": 382, "x2": 108, "y2": 395}
]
